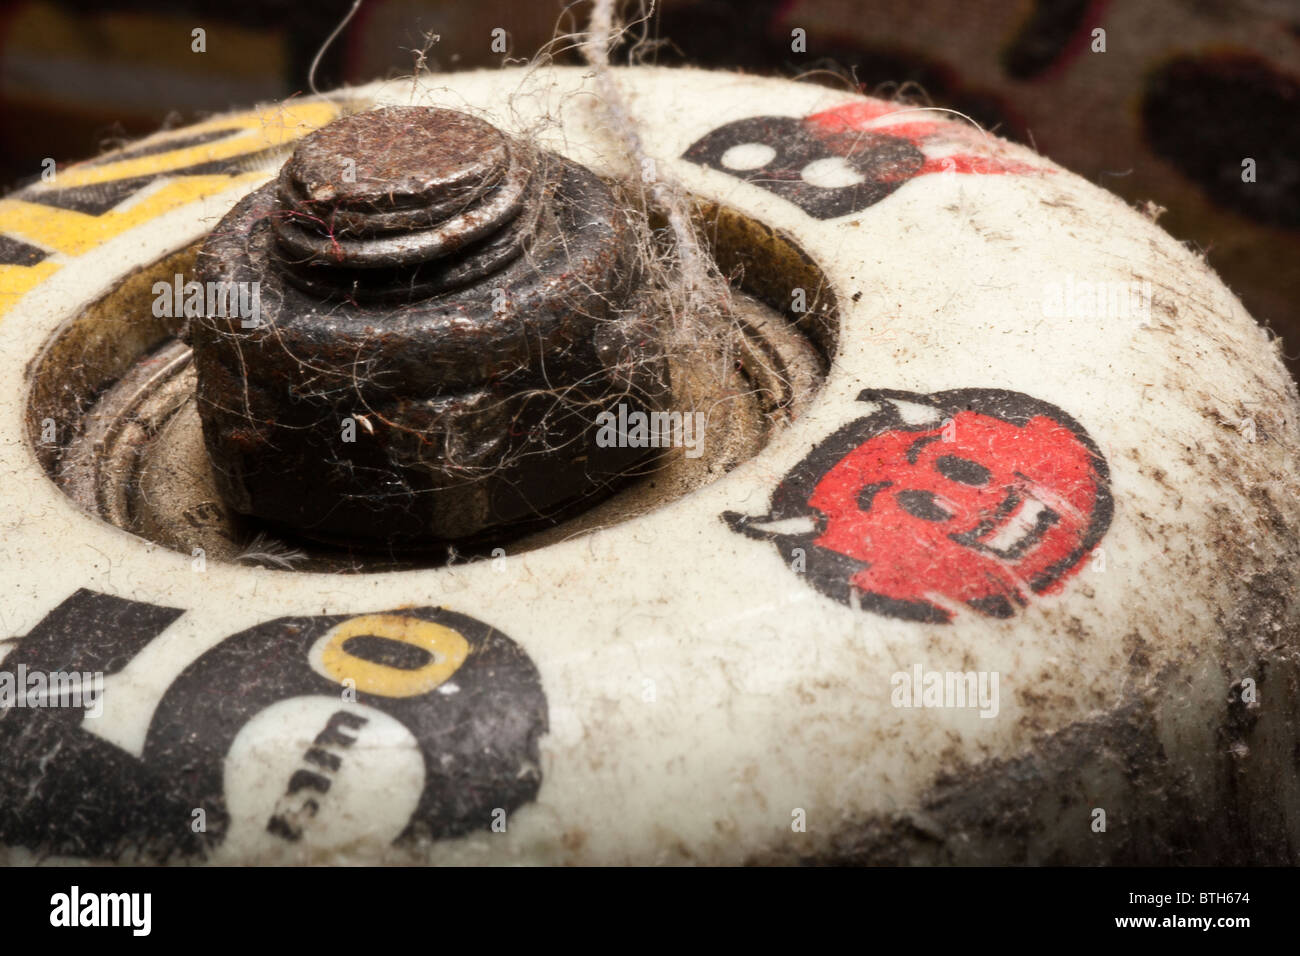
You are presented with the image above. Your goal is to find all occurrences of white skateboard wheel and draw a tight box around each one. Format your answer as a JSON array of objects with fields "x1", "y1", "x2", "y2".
[{"x1": 0, "y1": 67, "x2": 1296, "y2": 865}]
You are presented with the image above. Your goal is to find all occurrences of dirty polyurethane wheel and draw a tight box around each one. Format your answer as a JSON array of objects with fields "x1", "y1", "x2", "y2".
[{"x1": 0, "y1": 67, "x2": 1297, "y2": 864}]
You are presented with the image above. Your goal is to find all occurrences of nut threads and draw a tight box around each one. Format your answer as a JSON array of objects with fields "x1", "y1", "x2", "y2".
[{"x1": 271, "y1": 107, "x2": 539, "y2": 297}]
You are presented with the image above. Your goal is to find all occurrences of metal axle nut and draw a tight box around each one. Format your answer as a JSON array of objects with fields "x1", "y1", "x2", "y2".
[{"x1": 190, "y1": 106, "x2": 666, "y2": 547}]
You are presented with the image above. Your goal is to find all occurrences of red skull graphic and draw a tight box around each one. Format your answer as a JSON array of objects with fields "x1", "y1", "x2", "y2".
[{"x1": 724, "y1": 389, "x2": 1113, "y2": 622}]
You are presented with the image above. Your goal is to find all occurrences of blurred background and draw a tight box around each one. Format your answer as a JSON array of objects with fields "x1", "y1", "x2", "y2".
[{"x1": 1, "y1": 0, "x2": 1296, "y2": 377}]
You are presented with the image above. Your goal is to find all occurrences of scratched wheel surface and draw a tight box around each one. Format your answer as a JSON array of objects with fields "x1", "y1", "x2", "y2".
[{"x1": 1, "y1": 67, "x2": 1298, "y2": 864}]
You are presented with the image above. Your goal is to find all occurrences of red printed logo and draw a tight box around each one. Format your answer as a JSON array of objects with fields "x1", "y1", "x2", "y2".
[
  {"x1": 683, "y1": 101, "x2": 1044, "y2": 220},
  {"x1": 724, "y1": 390, "x2": 1112, "y2": 623}
]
